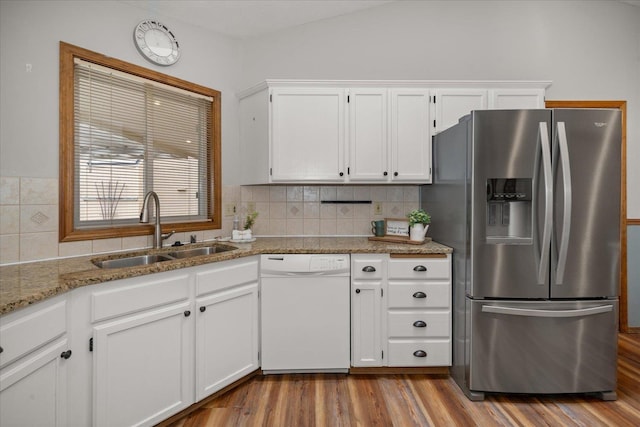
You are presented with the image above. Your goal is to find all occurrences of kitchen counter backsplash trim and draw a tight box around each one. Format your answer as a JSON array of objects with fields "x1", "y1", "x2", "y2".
[{"x1": 0, "y1": 237, "x2": 451, "y2": 315}]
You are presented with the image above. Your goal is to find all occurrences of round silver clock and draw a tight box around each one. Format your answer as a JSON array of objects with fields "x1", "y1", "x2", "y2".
[{"x1": 133, "y1": 20, "x2": 180, "y2": 66}]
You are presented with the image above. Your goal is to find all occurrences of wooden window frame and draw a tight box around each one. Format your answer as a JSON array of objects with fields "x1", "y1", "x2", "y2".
[{"x1": 59, "y1": 42, "x2": 221, "y2": 242}]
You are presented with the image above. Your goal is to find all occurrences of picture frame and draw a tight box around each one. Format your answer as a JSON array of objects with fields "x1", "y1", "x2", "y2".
[{"x1": 385, "y1": 218, "x2": 410, "y2": 236}]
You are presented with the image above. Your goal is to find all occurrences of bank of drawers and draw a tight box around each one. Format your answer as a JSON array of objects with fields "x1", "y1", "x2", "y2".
[{"x1": 387, "y1": 256, "x2": 451, "y2": 367}]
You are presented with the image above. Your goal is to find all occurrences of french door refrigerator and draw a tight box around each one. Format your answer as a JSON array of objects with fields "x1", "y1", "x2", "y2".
[{"x1": 421, "y1": 109, "x2": 621, "y2": 401}]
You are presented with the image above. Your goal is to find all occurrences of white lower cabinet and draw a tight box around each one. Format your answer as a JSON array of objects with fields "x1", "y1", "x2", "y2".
[
  {"x1": 194, "y1": 258, "x2": 259, "y2": 401},
  {"x1": 90, "y1": 271, "x2": 194, "y2": 427},
  {"x1": 351, "y1": 253, "x2": 452, "y2": 368},
  {"x1": 0, "y1": 295, "x2": 70, "y2": 427},
  {"x1": 387, "y1": 255, "x2": 452, "y2": 367},
  {"x1": 85, "y1": 256, "x2": 259, "y2": 427},
  {"x1": 351, "y1": 255, "x2": 386, "y2": 366}
]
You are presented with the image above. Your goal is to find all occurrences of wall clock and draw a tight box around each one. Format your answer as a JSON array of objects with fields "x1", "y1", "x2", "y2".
[{"x1": 133, "y1": 20, "x2": 180, "y2": 66}]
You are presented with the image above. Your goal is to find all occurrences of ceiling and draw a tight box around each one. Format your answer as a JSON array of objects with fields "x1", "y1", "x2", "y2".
[
  {"x1": 121, "y1": 0, "x2": 639, "y2": 40},
  {"x1": 120, "y1": 0, "x2": 395, "y2": 39}
]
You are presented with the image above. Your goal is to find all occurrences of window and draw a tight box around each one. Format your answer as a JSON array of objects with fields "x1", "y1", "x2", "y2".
[{"x1": 59, "y1": 42, "x2": 221, "y2": 242}]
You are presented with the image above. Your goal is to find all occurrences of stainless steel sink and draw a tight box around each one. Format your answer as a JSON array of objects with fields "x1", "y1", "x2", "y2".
[
  {"x1": 94, "y1": 254, "x2": 175, "y2": 269},
  {"x1": 168, "y1": 245, "x2": 236, "y2": 259}
]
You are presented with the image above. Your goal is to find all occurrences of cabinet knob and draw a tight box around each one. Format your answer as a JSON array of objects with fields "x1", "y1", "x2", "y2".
[
  {"x1": 412, "y1": 291, "x2": 427, "y2": 299},
  {"x1": 413, "y1": 265, "x2": 427, "y2": 272},
  {"x1": 383, "y1": 171, "x2": 388, "y2": 176},
  {"x1": 394, "y1": 172, "x2": 398, "y2": 177},
  {"x1": 362, "y1": 266, "x2": 376, "y2": 272},
  {"x1": 184, "y1": 310, "x2": 191, "y2": 317},
  {"x1": 413, "y1": 350, "x2": 427, "y2": 358},
  {"x1": 199, "y1": 306, "x2": 206, "y2": 313},
  {"x1": 339, "y1": 172, "x2": 344, "y2": 177},
  {"x1": 0, "y1": 346, "x2": 3, "y2": 354},
  {"x1": 355, "y1": 289, "x2": 361, "y2": 294},
  {"x1": 413, "y1": 320, "x2": 427, "y2": 328},
  {"x1": 60, "y1": 350, "x2": 72, "y2": 360}
]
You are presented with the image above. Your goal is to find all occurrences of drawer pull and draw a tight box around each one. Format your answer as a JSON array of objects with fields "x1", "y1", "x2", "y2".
[
  {"x1": 413, "y1": 265, "x2": 427, "y2": 272},
  {"x1": 199, "y1": 306, "x2": 206, "y2": 313},
  {"x1": 362, "y1": 266, "x2": 376, "y2": 273},
  {"x1": 413, "y1": 350, "x2": 427, "y2": 358},
  {"x1": 412, "y1": 291, "x2": 427, "y2": 299},
  {"x1": 184, "y1": 310, "x2": 191, "y2": 317},
  {"x1": 60, "y1": 350, "x2": 72, "y2": 360},
  {"x1": 413, "y1": 320, "x2": 427, "y2": 328}
]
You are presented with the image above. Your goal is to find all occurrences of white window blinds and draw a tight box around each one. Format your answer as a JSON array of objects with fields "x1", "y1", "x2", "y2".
[{"x1": 73, "y1": 59, "x2": 211, "y2": 228}]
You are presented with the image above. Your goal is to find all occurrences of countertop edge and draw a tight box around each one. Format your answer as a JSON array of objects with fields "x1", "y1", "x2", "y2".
[{"x1": 0, "y1": 237, "x2": 452, "y2": 315}]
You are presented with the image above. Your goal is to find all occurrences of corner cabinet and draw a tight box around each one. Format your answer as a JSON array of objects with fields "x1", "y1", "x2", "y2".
[{"x1": 239, "y1": 80, "x2": 550, "y2": 185}]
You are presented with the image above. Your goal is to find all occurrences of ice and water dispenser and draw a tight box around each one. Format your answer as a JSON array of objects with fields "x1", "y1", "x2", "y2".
[{"x1": 486, "y1": 178, "x2": 532, "y2": 243}]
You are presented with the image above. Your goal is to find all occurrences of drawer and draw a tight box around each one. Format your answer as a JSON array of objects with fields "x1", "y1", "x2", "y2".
[
  {"x1": 195, "y1": 257, "x2": 259, "y2": 296},
  {"x1": 387, "y1": 340, "x2": 451, "y2": 366},
  {"x1": 0, "y1": 297, "x2": 66, "y2": 368},
  {"x1": 352, "y1": 257, "x2": 385, "y2": 280},
  {"x1": 388, "y1": 257, "x2": 450, "y2": 280},
  {"x1": 387, "y1": 312, "x2": 450, "y2": 338},
  {"x1": 92, "y1": 271, "x2": 189, "y2": 323},
  {"x1": 387, "y1": 283, "x2": 450, "y2": 309}
]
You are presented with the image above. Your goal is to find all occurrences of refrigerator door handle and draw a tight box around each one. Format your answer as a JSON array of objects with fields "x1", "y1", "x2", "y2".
[
  {"x1": 555, "y1": 122, "x2": 572, "y2": 285},
  {"x1": 536, "y1": 122, "x2": 553, "y2": 285},
  {"x1": 481, "y1": 304, "x2": 613, "y2": 318}
]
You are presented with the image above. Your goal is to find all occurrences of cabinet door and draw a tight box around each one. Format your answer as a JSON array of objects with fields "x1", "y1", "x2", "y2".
[
  {"x1": 0, "y1": 338, "x2": 68, "y2": 427},
  {"x1": 390, "y1": 89, "x2": 432, "y2": 182},
  {"x1": 93, "y1": 301, "x2": 193, "y2": 427},
  {"x1": 434, "y1": 89, "x2": 487, "y2": 134},
  {"x1": 489, "y1": 88, "x2": 545, "y2": 109},
  {"x1": 270, "y1": 87, "x2": 346, "y2": 181},
  {"x1": 351, "y1": 282, "x2": 383, "y2": 366},
  {"x1": 195, "y1": 282, "x2": 259, "y2": 401},
  {"x1": 348, "y1": 88, "x2": 388, "y2": 182}
]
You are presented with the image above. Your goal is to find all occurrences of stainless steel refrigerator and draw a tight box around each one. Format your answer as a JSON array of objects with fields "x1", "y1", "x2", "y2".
[{"x1": 421, "y1": 109, "x2": 621, "y2": 401}]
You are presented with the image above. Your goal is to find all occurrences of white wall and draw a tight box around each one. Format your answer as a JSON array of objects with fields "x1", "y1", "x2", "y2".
[
  {"x1": 0, "y1": 0, "x2": 243, "y2": 183},
  {"x1": 239, "y1": 0, "x2": 640, "y2": 217}
]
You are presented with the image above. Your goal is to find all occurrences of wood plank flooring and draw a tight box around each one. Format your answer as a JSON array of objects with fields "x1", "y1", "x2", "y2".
[{"x1": 167, "y1": 334, "x2": 640, "y2": 426}]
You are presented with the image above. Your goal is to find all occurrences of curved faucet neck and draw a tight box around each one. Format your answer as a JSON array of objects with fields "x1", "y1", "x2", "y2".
[{"x1": 140, "y1": 191, "x2": 162, "y2": 248}]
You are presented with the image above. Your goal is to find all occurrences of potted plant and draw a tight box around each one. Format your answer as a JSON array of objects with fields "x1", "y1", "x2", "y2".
[{"x1": 407, "y1": 209, "x2": 431, "y2": 241}]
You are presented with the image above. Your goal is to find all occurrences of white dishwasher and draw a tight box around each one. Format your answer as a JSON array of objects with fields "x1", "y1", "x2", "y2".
[{"x1": 260, "y1": 254, "x2": 350, "y2": 373}]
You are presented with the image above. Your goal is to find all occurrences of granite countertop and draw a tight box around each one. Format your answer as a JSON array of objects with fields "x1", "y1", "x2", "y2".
[{"x1": 0, "y1": 237, "x2": 452, "y2": 316}]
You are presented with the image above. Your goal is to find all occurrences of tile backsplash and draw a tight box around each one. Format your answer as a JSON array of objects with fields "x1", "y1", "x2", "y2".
[{"x1": 0, "y1": 177, "x2": 419, "y2": 265}]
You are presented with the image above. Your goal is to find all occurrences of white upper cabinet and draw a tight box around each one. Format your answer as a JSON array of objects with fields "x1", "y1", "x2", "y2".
[
  {"x1": 489, "y1": 88, "x2": 545, "y2": 109},
  {"x1": 390, "y1": 89, "x2": 432, "y2": 183},
  {"x1": 348, "y1": 88, "x2": 388, "y2": 182},
  {"x1": 238, "y1": 80, "x2": 550, "y2": 185},
  {"x1": 270, "y1": 87, "x2": 346, "y2": 182},
  {"x1": 433, "y1": 89, "x2": 488, "y2": 134}
]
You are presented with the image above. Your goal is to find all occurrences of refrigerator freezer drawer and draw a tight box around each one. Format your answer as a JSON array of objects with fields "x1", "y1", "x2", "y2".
[
  {"x1": 387, "y1": 283, "x2": 450, "y2": 308},
  {"x1": 387, "y1": 339, "x2": 451, "y2": 366},
  {"x1": 469, "y1": 299, "x2": 618, "y2": 395},
  {"x1": 387, "y1": 312, "x2": 450, "y2": 338}
]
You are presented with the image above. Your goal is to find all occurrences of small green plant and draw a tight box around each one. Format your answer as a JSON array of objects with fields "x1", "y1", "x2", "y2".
[
  {"x1": 407, "y1": 209, "x2": 431, "y2": 227},
  {"x1": 244, "y1": 211, "x2": 258, "y2": 230}
]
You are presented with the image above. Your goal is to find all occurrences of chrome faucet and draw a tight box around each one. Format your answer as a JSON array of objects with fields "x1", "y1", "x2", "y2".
[{"x1": 140, "y1": 191, "x2": 174, "y2": 248}]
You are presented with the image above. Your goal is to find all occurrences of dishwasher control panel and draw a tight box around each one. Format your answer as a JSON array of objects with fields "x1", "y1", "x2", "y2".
[
  {"x1": 260, "y1": 254, "x2": 350, "y2": 275},
  {"x1": 309, "y1": 256, "x2": 349, "y2": 272}
]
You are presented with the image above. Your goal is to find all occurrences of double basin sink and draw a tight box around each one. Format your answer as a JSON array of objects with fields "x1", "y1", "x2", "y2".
[{"x1": 93, "y1": 244, "x2": 238, "y2": 269}]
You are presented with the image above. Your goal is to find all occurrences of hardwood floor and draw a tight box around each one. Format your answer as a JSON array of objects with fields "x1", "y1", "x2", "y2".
[{"x1": 167, "y1": 334, "x2": 640, "y2": 426}]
